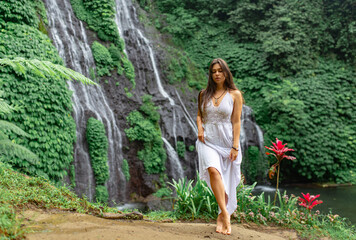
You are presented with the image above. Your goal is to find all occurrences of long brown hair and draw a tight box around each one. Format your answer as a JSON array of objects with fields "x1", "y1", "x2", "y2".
[{"x1": 198, "y1": 58, "x2": 239, "y2": 121}]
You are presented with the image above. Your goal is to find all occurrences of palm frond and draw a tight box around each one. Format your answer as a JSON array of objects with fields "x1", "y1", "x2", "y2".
[
  {"x1": 0, "y1": 139, "x2": 38, "y2": 164},
  {"x1": 0, "y1": 57, "x2": 97, "y2": 85},
  {"x1": 0, "y1": 120, "x2": 29, "y2": 137}
]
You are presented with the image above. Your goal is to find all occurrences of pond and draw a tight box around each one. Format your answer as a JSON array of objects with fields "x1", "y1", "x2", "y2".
[{"x1": 252, "y1": 184, "x2": 356, "y2": 225}]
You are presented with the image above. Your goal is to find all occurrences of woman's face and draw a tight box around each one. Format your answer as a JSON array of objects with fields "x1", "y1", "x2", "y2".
[{"x1": 211, "y1": 63, "x2": 226, "y2": 85}]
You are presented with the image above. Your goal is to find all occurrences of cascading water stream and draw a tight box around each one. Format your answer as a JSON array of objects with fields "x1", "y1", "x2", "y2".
[
  {"x1": 162, "y1": 138, "x2": 184, "y2": 180},
  {"x1": 44, "y1": 0, "x2": 126, "y2": 203},
  {"x1": 114, "y1": 0, "x2": 197, "y2": 175}
]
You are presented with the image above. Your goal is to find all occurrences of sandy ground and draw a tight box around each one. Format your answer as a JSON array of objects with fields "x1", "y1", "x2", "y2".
[{"x1": 21, "y1": 210, "x2": 299, "y2": 240}]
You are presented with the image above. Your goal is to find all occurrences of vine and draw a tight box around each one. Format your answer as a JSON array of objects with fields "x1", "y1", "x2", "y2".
[
  {"x1": 86, "y1": 117, "x2": 109, "y2": 185},
  {"x1": 122, "y1": 159, "x2": 130, "y2": 181}
]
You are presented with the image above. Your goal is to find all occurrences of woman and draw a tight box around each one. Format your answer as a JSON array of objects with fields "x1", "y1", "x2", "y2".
[{"x1": 196, "y1": 58, "x2": 243, "y2": 235}]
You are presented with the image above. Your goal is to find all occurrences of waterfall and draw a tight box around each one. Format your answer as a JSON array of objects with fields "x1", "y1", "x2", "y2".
[
  {"x1": 240, "y1": 105, "x2": 265, "y2": 154},
  {"x1": 114, "y1": 0, "x2": 198, "y2": 177},
  {"x1": 162, "y1": 138, "x2": 184, "y2": 180},
  {"x1": 44, "y1": 0, "x2": 126, "y2": 203}
]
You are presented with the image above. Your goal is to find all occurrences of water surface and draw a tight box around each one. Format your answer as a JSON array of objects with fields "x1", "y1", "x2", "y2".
[{"x1": 252, "y1": 185, "x2": 356, "y2": 225}]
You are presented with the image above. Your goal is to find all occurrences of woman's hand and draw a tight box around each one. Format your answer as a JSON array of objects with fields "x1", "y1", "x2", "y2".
[
  {"x1": 198, "y1": 128, "x2": 205, "y2": 143},
  {"x1": 229, "y1": 148, "x2": 238, "y2": 162}
]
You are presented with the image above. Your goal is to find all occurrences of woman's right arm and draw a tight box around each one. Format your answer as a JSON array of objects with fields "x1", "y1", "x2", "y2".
[{"x1": 197, "y1": 90, "x2": 205, "y2": 143}]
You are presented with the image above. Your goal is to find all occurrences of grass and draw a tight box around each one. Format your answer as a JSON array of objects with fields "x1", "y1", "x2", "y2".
[{"x1": 0, "y1": 161, "x2": 116, "y2": 239}]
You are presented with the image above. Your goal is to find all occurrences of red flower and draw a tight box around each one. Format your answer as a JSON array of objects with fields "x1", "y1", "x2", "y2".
[
  {"x1": 298, "y1": 192, "x2": 323, "y2": 210},
  {"x1": 265, "y1": 138, "x2": 296, "y2": 162}
]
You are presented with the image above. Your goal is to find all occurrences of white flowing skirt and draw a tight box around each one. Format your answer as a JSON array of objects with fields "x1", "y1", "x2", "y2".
[{"x1": 196, "y1": 123, "x2": 242, "y2": 215}]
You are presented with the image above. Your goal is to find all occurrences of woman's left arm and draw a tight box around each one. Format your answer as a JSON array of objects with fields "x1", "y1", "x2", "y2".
[{"x1": 230, "y1": 90, "x2": 243, "y2": 161}]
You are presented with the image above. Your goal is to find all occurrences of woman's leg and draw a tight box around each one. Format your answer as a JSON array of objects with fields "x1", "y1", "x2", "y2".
[{"x1": 208, "y1": 167, "x2": 231, "y2": 235}]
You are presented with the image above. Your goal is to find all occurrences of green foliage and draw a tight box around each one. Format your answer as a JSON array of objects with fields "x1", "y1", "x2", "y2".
[
  {"x1": 122, "y1": 159, "x2": 130, "y2": 181},
  {"x1": 70, "y1": 0, "x2": 120, "y2": 45},
  {"x1": 170, "y1": 176, "x2": 355, "y2": 239},
  {"x1": 144, "y1": 210, "x2": 177, "y2": 221},
  {"x1": 144, "y1": 0, "x2": 355, "y2": 183},
  {"x1": 95, "y1": 185, "x2": 109, "y2": 203},
  {"x1": 153, "y1": 187, "x2": 172, "y2": 198},
  {"x1": 0, "y1": 3, "x2": 97, "y2": 184},
  {"x1": 0, "y1": 23, "x2": 63, "y2": 63},
  {"x1": 71, "y1": 0, "x2": 135, "y2": 86},
  {"x1": 176, "y1": 141, "x2": 186, "y2": 158},
  {"x1": 242, "y1": 146, "x2": 265, "y2": 183},
  {"x1": 0, "y1": 202, "x2": 24, "y2": 239},
  {"x1": 0, "y1": 0, "x2": 43, "y2": 29},
  {"x1": 188, "y1": 145, "x2": 195, "y2": 152},
  {"x1": 122, "y1": 53, "x2": 136, "y2": 89},
  {"x1": 262, "y1": 60, "x2": 356, "y2": 183},
  {"x1": 0, "y1": 57, "x2": 95, "y2": 181},
  {"x1": 139, "y1": 94, "x2": 160, "y2": 122},
  {"x1": 0, "y1": 161, "x2": 116, "y2": 239},
  {"x1": 169, "y1": 174, "x2": 218, "y2": 220},
  {"x1": 125, "y1": 95, "x2": 167, "y2": 174},
  {"x1": 0, "y1": 67, "x2": 76, "y2": 180},
  {"x1": 91, "y1": 41, "x2": 115, "y2": 77},
  {"x1": 163, "y1": 46, "x2": 206, "y2": 90},
  {"x1": 0, "y1": 58, "x2": 96, "y2": 85},
  {"x1": 108, "y1": 43, "x2": 121, "y2": 63},
  {"x1": 86, "y1": 117, "x2": 109, "y2": 185}
]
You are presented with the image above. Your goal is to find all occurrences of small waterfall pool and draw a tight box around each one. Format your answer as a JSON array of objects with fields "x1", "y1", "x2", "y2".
[{"x1": 252, "y1": 184, "x2": 356, "y2": 225}]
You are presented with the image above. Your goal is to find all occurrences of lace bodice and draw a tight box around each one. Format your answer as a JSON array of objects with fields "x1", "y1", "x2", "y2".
[{"x1": 203, "y1": 92, "x2": 233, "y2": 125}]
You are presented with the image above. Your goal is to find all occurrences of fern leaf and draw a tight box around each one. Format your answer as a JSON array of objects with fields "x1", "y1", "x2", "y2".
[
  {"x1": 0, "y1": 58, "x2": 97, "y2": 85},
  {"x1": 0, "y1": 139, "x2": 38, "y2": 164},
  {"x1": 0, "y1": 98, "x2": 14, "y2": 114},
  {"x1": 25, "y1": 59, "x2": 46, "y2": 78},
  {"x1": 0, "y1": 120, "x2": 29, "y2": 137}
]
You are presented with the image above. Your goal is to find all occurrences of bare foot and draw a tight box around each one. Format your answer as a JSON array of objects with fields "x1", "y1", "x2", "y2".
[
  {"x1": 216, "y1": 213, "x2": 223, "y2": 233},
  {"x1": 221, "y1": 212, "x2": 231, "y2": 235}
]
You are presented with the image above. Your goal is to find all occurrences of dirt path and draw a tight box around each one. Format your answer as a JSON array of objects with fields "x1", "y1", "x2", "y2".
[{"x1": 22, "y1": 210, "x2": 299, "y2": 240}]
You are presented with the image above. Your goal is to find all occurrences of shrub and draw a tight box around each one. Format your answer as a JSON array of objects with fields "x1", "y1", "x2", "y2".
[{"x1": 125, "y1": 95, "x2": 166, "y2": 174}]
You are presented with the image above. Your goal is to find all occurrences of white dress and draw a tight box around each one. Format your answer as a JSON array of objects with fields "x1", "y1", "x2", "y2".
[{"x1": 196, "y1": 91, "x2": 242, "y2": 215}]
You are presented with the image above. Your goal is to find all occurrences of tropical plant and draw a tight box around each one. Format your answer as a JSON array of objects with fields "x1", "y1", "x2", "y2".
[
  {"x1": 0, "y1": 58, "x2": 96, "y2": 85},
  {"x1": 169, "y1": 174, "x2": 218, "y2": 220},
  {"x1": 298, "y1": 192, "x2": 323, "y2": 211},
  {"x1": 265, "y1": 138, "x2": 296, "y2": 205},
  {"x1": 0, "y1": 57, "x2": 96, "y2": 180}
]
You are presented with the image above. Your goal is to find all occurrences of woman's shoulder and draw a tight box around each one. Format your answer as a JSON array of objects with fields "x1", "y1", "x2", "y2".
[{"x1": 229, "y1": 89, "x2": 242, "y2": 99}]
